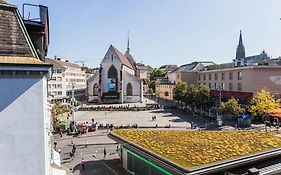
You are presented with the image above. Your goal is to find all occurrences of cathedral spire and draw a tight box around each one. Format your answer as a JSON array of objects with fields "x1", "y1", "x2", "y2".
[
  {"x1": 127, "y1": 31, "x2": 130, "y2": 52},
  {"x1": 236, "y1": 30, "x2": 245, "y2": 59}
]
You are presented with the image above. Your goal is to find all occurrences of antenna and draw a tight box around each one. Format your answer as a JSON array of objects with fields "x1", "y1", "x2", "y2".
[{"x1": 75, "y1": 60, "x2": 87, "y2": 67}]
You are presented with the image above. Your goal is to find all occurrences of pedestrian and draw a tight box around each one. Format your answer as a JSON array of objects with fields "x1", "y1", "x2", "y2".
[
  {"x1": 85, "y1": 139, "x2": 88, "y2": 148},
  {"x1": 103, "y1": 148, "x2": 107, "y2": 159},
  {"x1": 58, "y1": 127, "x2": 62, "y2": 137},
  {"x1": 69, "y1": 151, "x2": 74, "y2": 161},
  {"x1": 72, "y1": 144, "x2": 76, "y2": 153},
  {"x1": 80, "y1": 158, "x2": 85, "y2": 171}
]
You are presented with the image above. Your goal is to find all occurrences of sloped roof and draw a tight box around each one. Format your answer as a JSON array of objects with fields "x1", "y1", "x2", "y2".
[
  {"x1": 170, "y1": 62, "x2": 198, "y2": 73},
  {"x1": 124, "y1": 50, "x2": 136, "y2": 68},
  {"x1": 111, "y1": 45, "x2": 134, "y2": 69},
  {"x1": 45, "y1": 58, "x2": 65, "y2": 69},
  {"x1": 0, "y1": 2, "x2": 36, "y2": 58}
]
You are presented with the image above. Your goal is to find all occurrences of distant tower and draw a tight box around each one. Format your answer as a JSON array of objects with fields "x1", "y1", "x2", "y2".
[
  {"x1": 235, "y1": 30, "x2": 245, "y2": 59},
  {"x1": 127, "y1": 31, "x2": 130, "y2": 52}
]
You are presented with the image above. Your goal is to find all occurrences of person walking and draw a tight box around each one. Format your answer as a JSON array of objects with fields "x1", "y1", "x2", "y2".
[
  {"x1": 103, "y1": 148, "x2": 107, "y2": 159},
  {"x1": 69, "y1": 151, "x2": 74, "y2": 161},
  {"x1": 80, "y1": 158, "x2": 85, "y2": 171},
  {"x1": 72, "y1": 144, "x2": 76, "y2": 153}
]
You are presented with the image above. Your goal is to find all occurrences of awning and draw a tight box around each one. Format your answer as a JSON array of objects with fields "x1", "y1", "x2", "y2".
[{"x1": 211, "y1": 90, "x2": 253, "y2": 99}]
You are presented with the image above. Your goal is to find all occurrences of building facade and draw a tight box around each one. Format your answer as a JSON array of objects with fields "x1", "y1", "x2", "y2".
[
  {"x1": 0, "y1": 1, "x2": 52, "y2": 175},
  {"x1": 46, "y1": 57, "x2": 87, "y2": 102},
  {"x1": 88, "y1": 45, "x2": 146, "y2": 103}
]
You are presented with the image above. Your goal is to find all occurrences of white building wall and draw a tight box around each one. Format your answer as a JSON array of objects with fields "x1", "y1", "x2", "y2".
[
  {"x1": 100, "y1": 49, "x2": 123, "y2": 94},
  {"x1": 167, "y1": 72, "x2": 177, "y2": 84},
  {"x1": 0, "y1": 77, "x2": 50, "y2": 175},
  {"x1": 123, "y1": 72, "x2": 141, "y2": 103},
  {"x1": 87, "y1": 74, "x2": 99, "y2": 102}
]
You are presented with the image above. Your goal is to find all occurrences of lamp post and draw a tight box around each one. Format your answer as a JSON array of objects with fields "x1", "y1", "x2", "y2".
[{"x1": 71, "y1": 83, "x2": 75, "y2": 121}]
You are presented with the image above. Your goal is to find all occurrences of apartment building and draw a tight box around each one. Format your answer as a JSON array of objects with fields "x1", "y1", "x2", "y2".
[
  {"x1": 46, "y1": 57, "x2": 87, "y2": 102},
  {"x1": 198, "y1": 64, "x2": 281, "y2": 99}
]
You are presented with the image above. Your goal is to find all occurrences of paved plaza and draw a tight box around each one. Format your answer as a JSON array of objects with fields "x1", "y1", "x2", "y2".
[{"x1": 53, "y1": 98, "x2": 219, "y2": 175}]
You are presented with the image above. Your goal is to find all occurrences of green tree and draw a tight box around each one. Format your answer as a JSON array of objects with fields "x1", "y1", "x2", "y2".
[
  {"x1": 220, "y1": 97, "x2": 245, "y2": 116},
  {"x1": 173, "y1": 82, "x2": 187, "y2": 103},
  {"x1": 184, "y1": 84, "x2": 198, "y2": 107},
  {"x1": 249, "y1": 89, "x2": 280, "y2": 118},
  {"x1": 150, "y1": 68, "x2": 165, "y2": 81},
  {"x1": 195, "y1": 84, "x2": 212, "y2": 109}
]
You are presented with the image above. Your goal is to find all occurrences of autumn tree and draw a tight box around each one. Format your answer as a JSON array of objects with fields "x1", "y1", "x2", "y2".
[
  {"x1": 51, "y1": 102, "x2": 71, "y2": 117},
  {"x1": 220, "y1": 97, "x2": 245, "y2": 116},
  {"x1": 249, "y1": 89, "x2": 280, "y2": 118}
]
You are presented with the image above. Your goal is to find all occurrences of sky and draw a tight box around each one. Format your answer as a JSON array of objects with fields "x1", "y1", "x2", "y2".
[{"x1": 9, "y1": 0, "x2": 281, "y2": 68}]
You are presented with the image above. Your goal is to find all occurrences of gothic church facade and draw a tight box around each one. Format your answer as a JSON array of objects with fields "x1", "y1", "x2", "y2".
[{"x1": 88, "y1": 45, "x2": 145, "y2": 103}]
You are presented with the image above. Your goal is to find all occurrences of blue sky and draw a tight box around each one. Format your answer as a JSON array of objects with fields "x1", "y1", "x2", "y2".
[{"x1": 10, "y1": 0, "x2": 281, "y2": 68}]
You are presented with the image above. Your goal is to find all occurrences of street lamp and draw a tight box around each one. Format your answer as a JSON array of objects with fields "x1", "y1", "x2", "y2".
[{"x1": 71, "y1": 83, "x2": 75, "y2": 121}]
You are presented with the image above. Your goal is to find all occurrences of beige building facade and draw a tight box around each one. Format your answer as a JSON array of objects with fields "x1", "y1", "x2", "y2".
[{"x1": 197, "y1": 65, "x2": 281, "y2": 97}]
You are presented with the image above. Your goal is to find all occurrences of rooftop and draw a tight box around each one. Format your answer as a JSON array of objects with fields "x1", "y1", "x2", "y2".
[{"x1": 113, "y1": 130, "x2": 281, "y2": 169}]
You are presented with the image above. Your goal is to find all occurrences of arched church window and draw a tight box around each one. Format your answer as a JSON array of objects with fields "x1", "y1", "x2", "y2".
[
  {"x1": 107, "y1": 65, "x2": 118, "y2": 91},
  {"x1": 93, "y1": 83, "x2": 99, "y2": 96},
  {"x1": 126, "y1": 83, "x2": 133, "y2": 96}
]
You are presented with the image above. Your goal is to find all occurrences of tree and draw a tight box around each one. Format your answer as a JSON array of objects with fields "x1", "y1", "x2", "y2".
[
  {"x1": 249, "y1": 89, "x2": 280, "y2": 118},
  {"x1": 173, "y1": 82, "x2": 187, "y2": 103},
  {"x1": 150, "y1": 68, "x2": 165, "y2": 81},
  {"x1": 220, "y1": 97, "x2": 244, "y2": 116},
  {"x1": 195, "y1": 84, "x2": 212, "y2": 109},
  {"x1": 51, "y1": 102, "x2": 71, "y2": 117},
  {"x1": 184, "y1": 84, "x2": 198, "y2": 107}
]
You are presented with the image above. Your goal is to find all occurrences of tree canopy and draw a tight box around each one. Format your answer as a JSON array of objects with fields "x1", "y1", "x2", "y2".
[
  {"x1": 249, "y1": 89, "x2": 280, "y2": 118},
  {"x1": 220, "y1": 97, "x2": 244, "y2": 116}
]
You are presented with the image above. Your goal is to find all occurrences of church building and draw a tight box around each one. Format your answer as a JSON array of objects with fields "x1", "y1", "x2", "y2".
[{"x1": 88, "y1": 44, "x2": 147, "y2": 103}]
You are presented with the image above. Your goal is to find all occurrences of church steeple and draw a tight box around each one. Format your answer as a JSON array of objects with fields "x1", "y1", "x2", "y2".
[
  {"x1": 127, "y1": 31, "x2": 130, "y2": 52},
  {"x1": 236, "y1": 30, "x2": 245, "y2": 59}
]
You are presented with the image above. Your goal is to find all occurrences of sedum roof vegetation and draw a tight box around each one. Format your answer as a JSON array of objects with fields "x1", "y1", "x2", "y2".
[{"x1": 113, "y1": 130, "x2": 281, "y2": 168}]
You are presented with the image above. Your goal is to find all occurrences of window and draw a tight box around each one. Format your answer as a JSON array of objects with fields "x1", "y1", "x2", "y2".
[
  {"x1": 57, "y1": 70, "x2": 61, "y2": 74},
  {"x1": 229, "y1": 83, "x2": 233, "y2": 91},
  {"x1": 198, "y1": 75, "x2": 201, "y2": 81},
  {"x1": 215, "y1": 73, "x2": 218, "y2": 80},
  {"x1": 221, "y1": 82, "x2": 225, "y2": 90},
  {"x1": 229, "y1": 72, "x2": 233, "y2": 80},
  {"x1": 57, "y1": 84, "x2": 62, "y2": 88},
  {"x1": 93, "y1": 83, "x2": 99, "y2": 96},
  {"x1": 164, "y1": 91, "x2": 169, "y2": 96},
  {"x1": 126, "y1": 83, "x2": 133, "y2": 96},
  {"x1": 57, "y1": 77, "x2": 62, "y2": 81},
  {"x1": 221, "y1": 73, "x2": 225, "y2": 80},
  {"x1": 57, "y1": 91, "x2": 62, "y2": 95},
  {"x1": 208, "y1": 83, "x2": 212, "y2": 89},
  {"x1": 238, "y1": 83, "x2": 242, "y2": 91},
  {"x1": 203, "y1": 74, "x2": 206, "y2": 81},
  {"x1": 209, "y1": 74, "x2": 212, "y2": 80},
  {"x1": 177, "y1": 74, "x2": 180, "y2": 78},
  {"x1": 52, "y1": 84, "x2": 56, "y2": 89},
  {"x1": 214, "y1": 82, "x2": 217, "y2": 89},
  {"x1": 238, "y1": 71, "x2": 242, "y2": 80},
  {"x1": 111, "y1": 54, "x2": 114, "y2": 61},
  {"x1": 48, "y1": 84, "x2": 51, "y2": 89}
]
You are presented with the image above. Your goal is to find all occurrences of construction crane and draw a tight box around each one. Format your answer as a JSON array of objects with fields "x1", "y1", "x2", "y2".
[{"x1": 75, "y1": 60, "x2": 87, "y2": 67}]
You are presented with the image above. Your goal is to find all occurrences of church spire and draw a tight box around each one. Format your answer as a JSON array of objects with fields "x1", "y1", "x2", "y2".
[
  {"x1": 127, "y1": 31, "x2": 130, "y2": 52},
  {"x1": 236, "y1": 30, "x2": 245, "y2": 59}
]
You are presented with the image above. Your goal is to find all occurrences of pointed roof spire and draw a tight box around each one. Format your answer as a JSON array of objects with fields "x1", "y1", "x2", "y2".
[
  {"x1": 127, "y1": 31, "x2": 130, "y2": 52},
  {"x1": 236, "y1": 30, "x2": 245, "y2": 59},
  {"x1": 239, "y1": 30, "x2": 243, "y2": 46}
]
